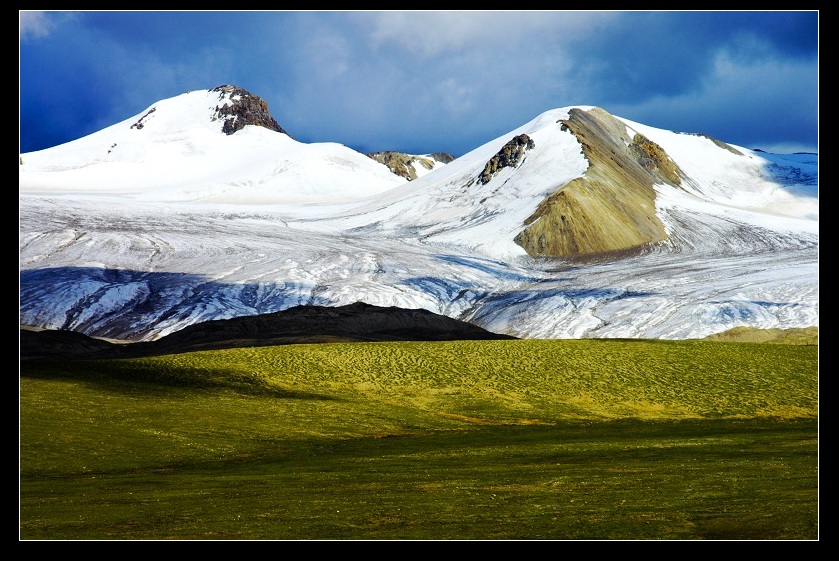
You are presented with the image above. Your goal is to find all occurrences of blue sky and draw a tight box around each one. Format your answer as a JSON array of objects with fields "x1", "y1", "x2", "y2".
[{"x1": 19, "y1": 10, "x2": 819, "y2": 157}]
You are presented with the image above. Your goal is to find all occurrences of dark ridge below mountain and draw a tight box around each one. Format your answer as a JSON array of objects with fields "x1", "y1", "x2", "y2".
[{"x1": 20, "y1": 302, "x2": 516, "y2": 360}]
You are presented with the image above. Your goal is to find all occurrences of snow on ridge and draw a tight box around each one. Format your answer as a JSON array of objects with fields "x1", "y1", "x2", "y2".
[
  {"x1": 615, "y1": 115, "x2": 818, "y2": 221},
  {"x1": 19, "y1": 98, "x2": 818, "y2": 341}
]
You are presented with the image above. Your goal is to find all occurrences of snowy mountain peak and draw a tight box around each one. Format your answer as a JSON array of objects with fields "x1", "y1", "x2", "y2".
[
  {"x1": 125, "y1": 85, "x2": 290, "y2": 138},
  {"x1": 19, "y1": 86, "x2": 408, "y2": 204}
]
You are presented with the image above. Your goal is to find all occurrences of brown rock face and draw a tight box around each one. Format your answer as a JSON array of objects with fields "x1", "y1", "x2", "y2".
[
  {"x1": 514, "y1": 107, "x2": 683, "y2": 259},
  {"x1": 478, "y1": 134, "x2": 535, "y2": 185},
  {"x1": 368, "y1": 151, "x2": 419, "y2": 180},
  {"x1": 367, "y1": 151, "x2": 455, "y2": 180},
  {"x1": 211, "y1": 85, "x2": 290, "y2": 137}
]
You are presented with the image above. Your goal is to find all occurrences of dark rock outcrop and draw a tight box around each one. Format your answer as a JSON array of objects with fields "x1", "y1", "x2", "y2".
[
  {"x1": 428, "y1": 152, "x2": 455, "y2": 164},
  {"x1": 478, "y1": 134, "x2": 535, "y2": 185},
  {"x1": 130, "y1": 107, "x2": 156, "y2": 130},
  {"x1": 211, "y1": 84, "x2": 290, "y2": 137}
]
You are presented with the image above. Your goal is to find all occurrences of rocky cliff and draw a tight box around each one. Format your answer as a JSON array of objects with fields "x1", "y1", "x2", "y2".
[{"x1": 211, "y1": 84, "x2": 290, "y2": 136}]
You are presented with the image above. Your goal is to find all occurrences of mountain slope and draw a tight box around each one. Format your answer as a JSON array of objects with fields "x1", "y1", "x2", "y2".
[
  {"x1": 19, "y1": 86, "x2": 818, "y2": 342},
  {"x1": 514, "y1": 107, "x2": 670, "y2": 257}
]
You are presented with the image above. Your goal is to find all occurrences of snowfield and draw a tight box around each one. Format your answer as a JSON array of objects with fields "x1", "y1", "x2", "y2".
[{"x1": 19, "y1": 89, "x2": 818, "y2": 342}]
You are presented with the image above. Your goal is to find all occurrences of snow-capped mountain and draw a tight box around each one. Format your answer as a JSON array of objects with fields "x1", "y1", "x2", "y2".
[
  {"x1": 19, "y1": 85, "x2": 818, "y2": 342},
  {"x1": 19, "y1": 85, "x2": 407, "y2": 204}
]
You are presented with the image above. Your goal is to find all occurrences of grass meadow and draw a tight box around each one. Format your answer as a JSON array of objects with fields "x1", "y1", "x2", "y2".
[{"x1": 19, "y1": 339, "x2": 819, "y2": 540}]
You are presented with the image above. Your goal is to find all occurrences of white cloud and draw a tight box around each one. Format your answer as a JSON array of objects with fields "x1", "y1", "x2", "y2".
[
  {"x1": 19, "y1": 11, "x2": 56, "y2": 41},
  {"x1": 434, "y1": 78, "x2": 476, "y2": 116},
  {"x1": 300, "y1": 30, "x2": 352, "y2": 82},
  {"x1": 359, "y1": 10, "x2": 618, "y2": 58}
]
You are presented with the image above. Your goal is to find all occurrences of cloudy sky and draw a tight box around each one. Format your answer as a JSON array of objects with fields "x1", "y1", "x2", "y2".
[{"x1": 19, "y1": 10, "x2": 819, "y2": 157}]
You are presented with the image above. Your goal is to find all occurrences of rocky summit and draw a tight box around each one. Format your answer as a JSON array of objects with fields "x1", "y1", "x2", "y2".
[{"x1": 211, "y1": 84, "x2": 291, "y2": 136}]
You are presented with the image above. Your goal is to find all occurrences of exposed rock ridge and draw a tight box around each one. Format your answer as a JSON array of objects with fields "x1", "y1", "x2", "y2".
[
  {"x1": 628, "y1": 133, "x2": 682, "y2": 185},
  {"x1": 429, "y1": 152, "x2": 456, "y2": 164},
  {"x1": 688, "y1": 133, "x2": 743, "y2": 155},
  {"x1": 367, "y1": 151, "x2": 455, "y2": 180},
  {"x1": 130, "y1": 107, "x2": 157, "y2": 130},
  {"x1": 210, "y1": 84, "x2": 290, "y2": 137},
  {"x1": 478, "y1": 134, "x2": 535, "y2": 185},
  {"x1": 514, "y1": 107, "x2": 685, "y2": 259}
]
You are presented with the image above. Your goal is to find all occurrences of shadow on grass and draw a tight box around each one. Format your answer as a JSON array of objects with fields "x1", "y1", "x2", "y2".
[
  {"x1": 20, "y1": 407, "x2": 817, "y2": 539},
  {"x1": 179, "y1": 416, "x2": 818, "y2": 476},
  {"x1": 19, "y1": 358, "x2": 337, "y2": 401}
]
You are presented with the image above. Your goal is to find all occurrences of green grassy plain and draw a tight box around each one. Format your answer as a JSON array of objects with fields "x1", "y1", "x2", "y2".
[{"x1": 20, "y1": 339, "x2": 819, "y2": 540}]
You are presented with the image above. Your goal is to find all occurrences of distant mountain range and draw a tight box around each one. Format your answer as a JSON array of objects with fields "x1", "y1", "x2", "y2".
[{"x1": 19, "y1": 85, "x2": 818, "y2": 342}]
